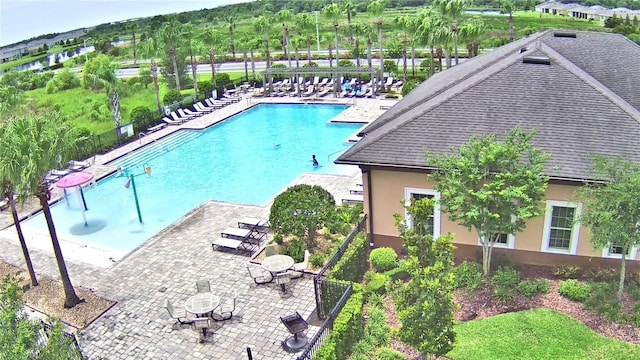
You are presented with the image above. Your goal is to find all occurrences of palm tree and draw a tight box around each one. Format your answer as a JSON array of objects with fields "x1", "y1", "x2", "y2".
[
  {"x1": 0, "y1": 124, "x2": 38, "y2": 287},
  {"x1": 236, "y1": 31, "x2": 252, "y2": 82},
  {"x1": 459, "y1": 18, "x2": 487, "y2": 58},
  {"x1": 323, "y1": 3, "x2": 342, "y2": 93},
  {"x1": 130, "y1": 22, "x2": 138, "y2": 65},
  {"x1": 247, "y1": 37, "x2": 260, "y2": 81},
  {"x1": 158, "y1": 19, "x2": 183, "y2": 90},
  {"x1": 367, "y1": 0, "x2": 387, "y2": 73},
  {"x1": 446, "y1": 0, "x2": 469, "y2": 65},
  {"x1": 342, "y1": 0, "x2": 357, "y2": 42},
  {"x1": 277, "y1": 9, "x2": 294, "y2": 85},
  {"x1": 501, "y1": 0, "x2": 516, "y2": 42},
  {"x1": 253, "y1": 16, "x2": 273, "y2": 91},
  {"x1": 295, "y1": 13, "x2": 315, "y2": 66},
  {"x1": 223, "y1": 14, "x2": 237, "y2": 59},
  {"x1": 137, "y1": 38, "x2": 162, "y2": 113},
  {"x1": 201, "y1": 28, "x2": 225, "y2": 88},
  {"x1": 417, "y1": 8, "x2": 440, "y2": 76},
  {"x1": 183, "y1": 24, "x2": 199, "y2": 98},
  {"x1": 349, "y1": 23, "x2": 367, "y2": 68},
  {"x1": 8, "y1": 113, "x2": 82, "y2": 308}
]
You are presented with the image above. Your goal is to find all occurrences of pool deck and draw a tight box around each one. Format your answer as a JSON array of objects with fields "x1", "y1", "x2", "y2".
[{"x1": 0, "y1": 94, "x2": 397, "y2": 359}]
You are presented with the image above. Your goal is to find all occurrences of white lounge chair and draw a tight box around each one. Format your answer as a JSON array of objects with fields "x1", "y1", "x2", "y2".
[
  {"x1": 163, "y1": 116, "x2": 183, "y2": 125},
  {"x1": 165, "y1": 299, "x2": 191, "y2": 324},
  {"x1": 194, "y1": 102, "x2": 214, "y2": 113},
  {"x1": 317, "y1": 89, "x2": 330, "y2": 97},
  {"x1": 290, "y1": 87, "x2": 300, "y2": 97},
  {"x1": 302, "y1": 85, "x2": 314, "y2": 97},
  {"x1": 342, "y1": 194, "x2": 364, "y2": 204},
  {"x1": 364, "y1": 88, "x2": 374, "y2": 98},
  {"x1": 318, "y1": 78, "x2": 328, "y2": 86},
  {"x1": 170, "y1": 111, "x2": 191, "y2": 122},
  {"x1": 222, "y1": 93, "x2": 240, "y2": 103},
  {"x1": 385, "y1": 77, "x2": 394, "y2": 87},
  {"x1": 181, "y1": 108, "x2": 205, "y2": 118},
  {"x1": 68, "y1": 159, "x2": 92, "y2": 171}
]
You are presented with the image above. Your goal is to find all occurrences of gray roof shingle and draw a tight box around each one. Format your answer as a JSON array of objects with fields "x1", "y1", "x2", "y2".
[{"x1": 337, "y1": 30, "x2": 640, "y2": 182}]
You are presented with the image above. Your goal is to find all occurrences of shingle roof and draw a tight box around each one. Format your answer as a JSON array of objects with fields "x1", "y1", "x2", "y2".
[{"x1": 336, "y1": 30, "x2": 640, "y2": 182}]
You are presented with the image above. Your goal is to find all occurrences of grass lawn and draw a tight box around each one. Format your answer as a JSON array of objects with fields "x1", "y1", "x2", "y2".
[{"x1": 447, "y1": 309, "x2": 640, "y2": 360}]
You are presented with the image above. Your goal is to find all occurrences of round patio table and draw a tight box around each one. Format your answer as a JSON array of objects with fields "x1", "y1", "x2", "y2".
[
  {"x1": 184, "y1": 293, "x2": 220, "y2": 317},
  {"x1": 261, "y1": 254, "x2": 294, "y2": 274}
]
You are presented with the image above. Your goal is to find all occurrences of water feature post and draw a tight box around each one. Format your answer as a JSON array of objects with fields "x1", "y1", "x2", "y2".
[{"x1": 124, "y1": 174, "x2": 143, "y2": 224}]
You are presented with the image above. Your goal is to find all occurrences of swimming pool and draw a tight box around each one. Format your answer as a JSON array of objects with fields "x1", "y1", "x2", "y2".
[{"x1": 19, "y1": 104, "x2": 360, "y2": 258}]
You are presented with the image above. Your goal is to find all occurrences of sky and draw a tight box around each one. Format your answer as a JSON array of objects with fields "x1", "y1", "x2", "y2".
[{"x1": 0, "y1": 0, "x2": 254, "y2": 46}]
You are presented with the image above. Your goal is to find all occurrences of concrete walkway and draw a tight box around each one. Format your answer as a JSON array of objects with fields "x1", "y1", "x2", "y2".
[{"x1": 0, "y1": 94, "x2": 397, "y2": 359}]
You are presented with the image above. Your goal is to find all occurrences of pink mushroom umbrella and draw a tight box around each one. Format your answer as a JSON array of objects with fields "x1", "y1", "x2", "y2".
[{"x1": 56, "y1": 172, "x2": 94, "y2": 225}]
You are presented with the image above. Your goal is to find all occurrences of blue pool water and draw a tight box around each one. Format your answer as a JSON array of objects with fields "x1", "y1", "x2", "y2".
[{"x1": 21, "y1": 104, "x2": 360, "y2": 255}]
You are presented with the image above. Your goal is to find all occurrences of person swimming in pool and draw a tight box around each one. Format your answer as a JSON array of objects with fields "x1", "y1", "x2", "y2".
[{"x1": 311, "y1": 154, "x2": 319, "y2": 167}]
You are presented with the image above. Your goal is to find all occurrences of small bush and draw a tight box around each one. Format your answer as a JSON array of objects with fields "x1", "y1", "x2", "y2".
[
  {"x1": 401, "y1": 79, "x2": 420, "y2": 96},
  {"x1": 282, "y1": 238, "x2": 305, "y2": 262},
  {"x1": 370, "y1": 248, "x2": 398, "y2": 272},
  {"x1": 493, "y1": 267, "x2": 521, "y2": 288},
  {"x1": 454, "y1": 261, "x2": 483, "y2": 290},
  {"x1": 588, "y1": 267, "x2": 619, "y2": 283},
  {"x1": 553, "y1": 264, "x2": 582, "y2": 279},
  {"x1": 163, "y1": 89, "x2": 183, "y2": 105},
  {"x1": 310, "y1": 253, "x2": 326, "y2": 267},
  {"x1": 494, "y1": 287, "x2": 514, "y2": 303},
  {"x1": 516, "y1": 280, "x2": 550, "y2": 297},
  {"x1": 585, "y1": 282, "x2": 620, "y2": 321},
  {"x1": 272, "y1": 233, "x2": 284, "y2": 245},
  {"x1": 558, "y1": 279, "x2": 592, "y2": 302},
  {"x1": 363, "y1": 271, "x2": 388, "y2": 296},
  {"x1": 383, "y1": 263, "x2": 410, "y2": 282},
  {"x1": 375, "y1": 347, "x2": 406, "y2": 360}
]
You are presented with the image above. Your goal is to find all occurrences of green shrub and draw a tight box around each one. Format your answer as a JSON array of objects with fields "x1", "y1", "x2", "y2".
[
  {"x1": 363, "y1": 271, "x2": 388, "y2": 296},
  {"x1": 272, "y1": 233, "x2": 284, "y2": 245},
  {"x1": 282, "y1": 238, "x2": 305, "y2": 262},
  {"x1": 370, "y1": 248, "x2": 398, "y2": 272},
  {"x1": 338, "y1": 59, "x2": 355, "y2": 67},
  {"x1": 310, "y1": 253, "x2": 326, "y2": 267},
  {"x1": 588, "y1": 267, "x2": 619, "y2": 282},
  {"x1": 383, "y1": 262, "x2": 410, "y2": 282},
  {"x1": 558, "y1": 279, "x2": 592, "y2": 302},
  {"x1": 315, "y1": 286, "x2": 365, "y2": 360},
  {"x1": 453, "y1": 261, "x2": 483, "y2": 290},
  {"x1": 163, "y1": 89, "x2": 183, "y2": 105},
  {"x1": 553, "y1": 264, "x2": 582, "y2": 279},
  {"x1": 516, "y1": 280, "x2": 550, "y2": 297},
  {"x1": 198, "y1": 80, "x2": 214, "y2": 98},
  {"x1": 494, "y1": 287, "x2": 514, "y2": 303},
  {"x1": 130, "y1": 106, "x2": 155, "y2": 132},
  {"x1": 493, "y1": 267, "x2": 521, "y2": 288},
  {"x1": 401, "y1": 79, "x2": 420, "y2": 96},
  {"x1": 585, "y1": 282, "x2": 620, "y2": 321},
  {"x1": 329, "y1": 232, "x2": 368, "y2": 282},
  {"x1": 375, "y1": 347, "x2": 406, "y2": 360}
]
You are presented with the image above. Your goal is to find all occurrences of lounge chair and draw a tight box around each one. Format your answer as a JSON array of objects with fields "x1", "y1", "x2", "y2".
[
  {"x1": 68, "y1": 159, "x2": 92, "y2": 171},
  {"x1": 163, "y1": 117, "x2": 183, "y2": 126},
  {"x1": 205, "y1": 98, "x2": 227, "y2": 108},
  {"x1": 342, "y1": 194, "x2": 364, "y2": 204},
  {"x1": 392, "y1": 80, "x2": 404, "y2": 89},
  {"x1": 365, "y1": 88, "x2": 374, "y2": 98},
  {"x1": 302, "y1": 85, "x2": 314, "y2": 97},
  {"x1": 170, "y1": 111, "x2": 191, "y2": 122},
  {"x1": 326, "y1": 78, "x2": 334, "y2": 87},
  {"x1": 384, "y1": 76, "x2": 394, "y2": 87},
  {"x1": 290, "y1": 87, "x2": 300, "y2": 97},
  {"x1": 317, "y1": 88, "x2": 330, "y2": 97},
  {"x1": 194, "y1": 102, "x2": 214, "y2": 113},
  {"x1": 222, "y1": 93, "x2": 240, "y2": 103},
  {"x1": 318, "y1": 78, "x2": 328, "y2": 87},
  {"x1": 180, "y1": 108, "x2": 204, "y2": 118},
  {"x1": 146, "y1": 123, "x2": 167, "y2": 133},
  {"x1": 165, "y1": 299, "x2": 191, "y2": 324}
]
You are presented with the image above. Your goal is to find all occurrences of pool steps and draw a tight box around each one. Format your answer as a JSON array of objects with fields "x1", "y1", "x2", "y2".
[{"x1": 110, "y1": 130, "x2": 202, "y2": 170}]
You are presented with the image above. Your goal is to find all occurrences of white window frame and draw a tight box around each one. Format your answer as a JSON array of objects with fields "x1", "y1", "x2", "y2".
[
  {"x1": 602, "y1": 243, "x2": 638, "y2": 260},
  {"x1": 478, "y1": 231, "x2": 516, "y2": 249},
  {"x1": 404, "y1": 187, "x2": 441, "y2": 238},
  {"x1": 541, "y1": 200, "x2": 582, "y2": 255}
]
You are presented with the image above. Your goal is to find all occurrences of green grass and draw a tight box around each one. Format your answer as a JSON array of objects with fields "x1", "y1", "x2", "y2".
[{"x1": 447, "y1": 309, "x2": 640, "y2": 360}]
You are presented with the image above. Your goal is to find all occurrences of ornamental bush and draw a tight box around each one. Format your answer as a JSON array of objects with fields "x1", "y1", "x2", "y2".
[
  {"x1": 370, "y1": 247, "x2": 398, "y2": 272},
  {"x1": 453, "y1": 261, "x2": 483, "y2": 291},
  {"x1": 314, "y1": 285, "x2": 364, "y2": 360},
  {"x1": 558, "y1": 279, "x2": 592, "y2": 302},
  {"x1": 162, "y1": 89, "x2": 183, "y2": 105}
]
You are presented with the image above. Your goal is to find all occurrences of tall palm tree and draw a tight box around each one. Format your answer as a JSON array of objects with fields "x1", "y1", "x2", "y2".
[
  {"x1": 183, "y1": 24, "x2": 199, "y2": 98},
  {"x1": 236, "y1": 31, "x2": 252, "y2": 82},
  {"x1": 0, "y1": 124, "x2": 38, "y2": 287},
  {"x1": 323, "y1": 3, "x2": 342, "y2": 93},
  {"x1": 349, "y1": 23, "x2": 367, "y2": 68},
  {"x1": 254, "y1": 16, "x2": 273, "y2": 91},
  {"x1": 8, "y1": 113, "x2": 82, "y2": 308},
  {"x1": 137, "y1": 37, "x2": 162, "y2": 113},
  {"x1": 434, "y1": 0, "x2": 468, "y2": 66},
  {"x1": 130, "y1": 22, "x2": 138, "y2": 65},
  {"x1": 367, "y1": 0, "x2": 387, "y2": 73},
  {"x1": 158, "y1": 19, "x2": 183, "y2": 90},
  {"x1": 223, "y1": 14, "x2": 237, "y2": 59},
  {"x1": 459, "y1": 18, "x2": 487, "y2": 57},
  {"x1": 500, "y1": 0, "x2": 516, "y2": 42},
  {"x1": 247, "y1": 37, "x2": 260, "y2": 81},
  {"x1": 342, "y1": 0, "x2": 357, "y2": 42},
  {"x1": 295, "y1": 13, "x2": 315, "y2": 66},
  {"x1": 417, "y1": 7, "x2": 440, "y2": 76},
  {"x1": 277, "y1": 9, "x2": 294, "y2": 85},
  {"x1": 200, "y1": 28, "x2": 225, "y2": 88}
]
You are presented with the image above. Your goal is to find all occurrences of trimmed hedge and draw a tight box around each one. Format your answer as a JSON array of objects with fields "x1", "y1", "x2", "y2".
[
  {"x1": 314, "y1": 285, "x2": 365, "y2": 360},
  {"x1": 329, "y1": 232, "x2": 368, "y2": 283},
  {"x1": 370, "y1": 247, "x2": 398, "y2": 272},
  {"x1": 383, "y1": 262, "x2": 410, "y2": 282}
]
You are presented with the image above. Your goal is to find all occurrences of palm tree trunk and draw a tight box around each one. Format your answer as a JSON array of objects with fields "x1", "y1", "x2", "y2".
[
  {"x1": 209, "y1": 49, "x2": 217, "y2": 88},
  {"x1": 411, "y1": 44, "x2": 416, "y2": 77},
  {"x1": 9, "y1": 194, "x2": 38, "y2": 286},
  {"x1": 509, "y1": 13, "x2": 514, "y2": 42},
  {"x1": 151, "y1": 60, "x2": 162, "y2": 114},
  {"x1": 454, "y1": 32, "x2": 459, "y2": 65},
  {"x1": 430, "y1": 44, "x2": 435, "y2": 76},
  {"x1": 191, "y1": 57, "x2": 198, "y2": 98},
  {"x1": 37, "y1": 188, "x2": 81, "y2": 308},
  {"x1": 229, "y1": 26, "x2": 236, "y2": 59},
  {"x1": 402, "y1": 36, "x2": 408, "y2": 82},
  {"x1": 170, "y1": 47, "x2": 181, "y2": 90},
  {"x1": 355, "y1": 38, "x2": 360, "y2": 67},
  {"x1": 378, "y1": 23, "x2": 384, "y2": 72},
  {"x1": 367, "y1": 41, "x2": 374, "y2": 93},
  {"x1": 132, "y1": 30, "x2": 137, "y2": 65},
  {"x1": 306, "y1": 36, "x2": 312, "y2": 66},
  {"x1": 243, "y1": 50, "x2": 249, "y2": 82},
  {"x1": 250, "y1": 48, "x2": 256, "y2": 80}
]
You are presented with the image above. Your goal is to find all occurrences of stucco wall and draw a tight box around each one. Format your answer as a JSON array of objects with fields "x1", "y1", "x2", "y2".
[{"x1": 362, "y1": 168, "x2": 640, "y2": 265}]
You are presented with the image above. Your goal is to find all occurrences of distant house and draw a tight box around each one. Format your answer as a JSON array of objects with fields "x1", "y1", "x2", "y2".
[
  {"x1": 337, "y1": 30, "x2": 640, "y2": 269},
  {"x1": 535, "y1": 1, "x2": 640, "y2": 22}
]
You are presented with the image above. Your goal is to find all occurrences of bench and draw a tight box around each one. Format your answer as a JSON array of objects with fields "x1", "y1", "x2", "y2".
[{"x1": 212, "y1": 237, "x2": 243, "y2": 251}]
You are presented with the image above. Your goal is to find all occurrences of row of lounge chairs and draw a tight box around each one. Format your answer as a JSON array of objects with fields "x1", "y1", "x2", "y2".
[
  {"x1": 263, "y1": 76, "x2": 403, "y2": 99},
  {"x1": 160, "y1": 95, "x2": 240, "y2": 126},
  {"x1": 43, "y1": 158, "x2": 94, "y2": 186}
]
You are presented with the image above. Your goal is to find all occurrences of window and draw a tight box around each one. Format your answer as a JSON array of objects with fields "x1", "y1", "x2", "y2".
[
  {"x1": 478, "y1": 232, "x2": 515, "y2": 249},
  {"x1": 602, "y1": 242, "x2": 638, "y2": 259},
  {"x1": 541, "y1": 200, "x2": 581, "y2": 254},
  {"x1": 404, "y1": 188, "x2": 441, "y2": 238}
]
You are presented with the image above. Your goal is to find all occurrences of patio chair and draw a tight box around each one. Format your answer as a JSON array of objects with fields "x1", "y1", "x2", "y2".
[
  {"x1": 162, "y1": 117, "x2": 183, "y2": 126},
  {"x1": 212, "y1": 290, "x2": 237, "y2": 322},
  {"x1": 275, "y1": 272, "x2": 291, "y2": 293},
  {"x1": 280, "y1": 311, "x2": 309, "y2": 352},
  {"x1": 196, "y1": 279, "x2": 211, "y2": 293},
  {"x1": 265, "y1": 243, "x2": 279, "y2": 257},
  {"x1": 246, "y1": 264, "x2": 273, "y2": 284},
  {"x1": 0, "y1": 198, "x2": 8, "y2": 211},
  {"x1": 193, "y1": 317, "x2": 211, "y2": 342},
  {"x1": 164, "y1": 299, "x2": 191, "y2": 324},
  {"x1": 194, "y1": 102, "x2": 214, "y2": 113},
  {"x1": 291, "y1": 250, "x2": 311, "y2": 279}
]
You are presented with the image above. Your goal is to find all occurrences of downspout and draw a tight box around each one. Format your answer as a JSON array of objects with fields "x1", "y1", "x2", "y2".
[{"x1": 363, "y1": 167, "x2": 375, "y2": 248}]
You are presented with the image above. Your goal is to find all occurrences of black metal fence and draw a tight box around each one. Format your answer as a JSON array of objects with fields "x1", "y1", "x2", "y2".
[
  {"x1": 35, "y1": 320, "x2": 85, "y2": 359},
  {"x1": 295, "y1": 283, "x2": 353, "y2": 360},
  {"x1": 314, "y1": 215, "x2": 367, "y2": 319}
]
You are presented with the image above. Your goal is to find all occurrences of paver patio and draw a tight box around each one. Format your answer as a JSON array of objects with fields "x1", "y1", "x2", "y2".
[{"x1": 0, "y1": 94, "x2": 396, "y2": 359}]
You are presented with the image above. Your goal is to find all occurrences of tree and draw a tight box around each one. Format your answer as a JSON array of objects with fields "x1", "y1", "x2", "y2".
[
  {"x1": 324, "y1": 3, "x2": 342, "y2": 93},
  {"x1": 393, "y1": 198, "x2": 458, "y2": 359},
  {"x1": 130, "y1": 22, "x2": 138, "y2": 65},
  {"x1": 276, "y1": 9, "x2": 294, "y2": 83},
  {"x1": 0, "y1": 122, "x2": 38, "y2": 287},
  {"x1": 201, "y1": 28, "x2": 226, "y2": 88},
  {"x1": 500, "y1": 0, "x2": 516, "y2": 42},
  {"x1": 576, "y1": 155, "x2": 640, "y2": 303},
  {"x1": 8, "y1": 113, "x2": 83, "y2": 308},
  {"x1": 253, "y1": 16, "x2": 273, "y2": 90},
  {"x1": 342, "y1": 0, "x2": 357, "y2": 42},
  {"x1": 269, "y1": 184, "x2": 336, "y2": 249},
  {"x1": 428, "y1": 127, "x2": 550, "y2": 276},
  {"x1": 458, "y1": 17, "x2": 487, "y2": 58},
  {"x1": 223, "y1": 14, "x2": 237, "y2": 59},
  {"x1": 0, "y1": 277, "x2": 81, "y2": 358},
  {"x1": 295, "y1": 13, "x2": 315, "y2": 67},
  {"x1": 417, "y1": 7, "x2": 440, "y2": 76},
  {"x1": 158, "y1": 18, "x2": 184, "y2": 91},
  {"x1": 368, "y1": 0, "x2": 387, "y2": 73}
]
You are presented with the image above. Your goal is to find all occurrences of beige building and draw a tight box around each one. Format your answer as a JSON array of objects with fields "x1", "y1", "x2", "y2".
[{"x1": 337, "y1": 30, "x2": 640, "y2": 270}]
